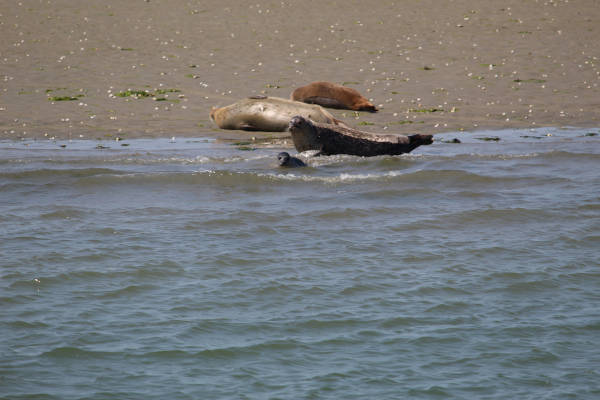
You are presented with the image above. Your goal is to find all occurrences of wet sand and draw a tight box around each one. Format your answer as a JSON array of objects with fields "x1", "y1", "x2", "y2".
[{"x1": 1, "y1": 0, "x2": 599, "y2": 141}]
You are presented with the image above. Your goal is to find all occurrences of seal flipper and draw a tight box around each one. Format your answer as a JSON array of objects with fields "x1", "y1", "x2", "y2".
[
  {"x1": 239, "y1": 123, "x2": 260, "y2": 131},
  {"x1": 303, "y1": 96, "x2": 346, "y2": 109},
  {"x1": 358, "y1": 104, "x2": 378, "y2": 112}
]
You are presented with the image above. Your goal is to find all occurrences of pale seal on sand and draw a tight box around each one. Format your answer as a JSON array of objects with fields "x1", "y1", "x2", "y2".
[
  {"x1": 288, "y1": 115, "x2": 433, "y2": 156},
  {"x1": 277, "y1": 152, "x2": 306, "y2": 167},
  {"x1": 210, "y1": 96, "x2": 346, "y2": 132},
  {"x1": 291, "y1": 81, "x2": 378, "y2": 112}
]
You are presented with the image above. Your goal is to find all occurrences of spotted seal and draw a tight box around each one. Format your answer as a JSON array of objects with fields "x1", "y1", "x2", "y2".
[
  {"x1": 277, "y1": 152, "x2": 306, "y2": 167},
  {"x1": 291, "y1": 81, "x2": 378, "y2": 112},
  {"x1": 288, "y1": 115, "x2": 433, "y2": 156}
]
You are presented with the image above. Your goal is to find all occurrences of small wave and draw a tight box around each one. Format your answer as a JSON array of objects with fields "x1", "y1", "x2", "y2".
[
  {"x1": 579, "y1": 321, "x2": 600, "y2": 330},
  {"x1": 425, "y1": 301, "x2": 472, "y2": 313},
  {"x1": 291, "y1": 318, "x2": 370, "y2": 331},
  {"x1": 55, "y1": 168, "x2": 427, "y2": 186},
  {"x1": 141, "y1": 349, "x2": 190, "y2": 359},
  {"x1": 259, "y1": 168, "x2": 542, "y2": 186},
  {"x1": 502, "y1": 347, "x2": 560, "y2": 366},
  {"x1": 427, "y1": 207, "x2": 557, "y2": 229},
  {"x1": 379, "y1": 316, "x2": 425, "y2": 328},
  {"x1": 0, "y1": 167, "x2": 123, "y2": 180},
  {"x1": 256, "y1": 169, "x2": 425, "y2": 184},
  {"x1": 578, "y1": 202, "x2": 600, "y2": 211},
  {"x1": 536, "y1": 149, "x2": 600, "y2": 161},
  {"x1": 408, "y1": 386, "x2": 452, "y2": 397},
  {"x1": 410, "y1": 285, "x2": 473, "y2": 297},
  {"x1": 308, "y1": 208, "x2": 374, "y2": 220},
  {"x1": 25, "y1": 262, "x2": 185, "y2": 286},
  {"x1": 0, "y1": 393, "x2": 56, "y2": 400},
  {"x1": 138, "y1": 339, "x2": 306, "y2": 361},
  {"x1": 0, "y1": 294, "x2": 39, "y2": 305},
  {"x1": 491, "y1": 279, "x2": 560, "y2": 294},
  {"x1": 39, "y1": 207, "x2": 88, "y2": 220},
  {"x1": 409, "y1": 335, "x2": 464, "y2": 345},
  {"x1": 112, "y1": 153, "x2": 273, "y2": 165},
  {"x1": 42, "y1": 346, "x2": 118, "y2": 359},
  {"x1": 7, "y1": 320, "x2": 50, "y2": 329},
  {"x1": 306, "y1": 152, "x2": 425, "y2": 167},
  {"x1": 97, "y1": 284, "x2": 158, "y2": 299},
  {"x1": 0, "y1": 182, "x2": 39, "y2": 192},
  {"x1": 3, "y1": 154, "x2": 582, "y2": 188}
]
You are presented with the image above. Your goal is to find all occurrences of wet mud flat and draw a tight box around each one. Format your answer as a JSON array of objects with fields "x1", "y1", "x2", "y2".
[{"x1": 1, "y1": 0, "x2": 599, "y2": 140}]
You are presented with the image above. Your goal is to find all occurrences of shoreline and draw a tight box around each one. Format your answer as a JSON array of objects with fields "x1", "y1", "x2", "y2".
[
  {"x1": 3, "y1": 105, "x2": 600, "y2": 142},
  {"x1": 2, "y1": 0, "x2": 599, "y2": 141},
  {"x1": 3, "y1": 123, "x2": 597, "y2": 147}
]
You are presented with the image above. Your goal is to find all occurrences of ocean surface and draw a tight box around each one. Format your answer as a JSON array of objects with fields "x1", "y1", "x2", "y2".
[{"x1": 1, "y1": 127, "x2": 599, "y2": 399}]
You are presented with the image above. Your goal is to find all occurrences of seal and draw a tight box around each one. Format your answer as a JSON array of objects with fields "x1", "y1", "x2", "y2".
[
  {"x1": 288, "y1": 115, "x2": 433, "y2": 156},
  {"x1": 210, "y1": 96, "x2": 346, "y2": 132},
  {"x1": 277, "y1": 152, "x2": 306, "y2": 167},
  {"x1": 291, "y1": 81, "x2": 378, "y2": 112}
]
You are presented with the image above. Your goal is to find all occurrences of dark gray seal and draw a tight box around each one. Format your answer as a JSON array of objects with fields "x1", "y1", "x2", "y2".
[
  {"x1": 288, "y1": 115, "x2": 433, "y2": 156},
  {"x1": 277, "y1": 152, "x2": 306, "y2": 167}
]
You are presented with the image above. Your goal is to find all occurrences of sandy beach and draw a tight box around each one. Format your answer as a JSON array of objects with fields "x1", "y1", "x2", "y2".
[{"x1": 1, "y1": 0, "x2": 599, "y2": 141}]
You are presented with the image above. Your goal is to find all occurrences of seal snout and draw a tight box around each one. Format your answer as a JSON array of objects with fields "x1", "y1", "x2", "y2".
[{"x1": 277, "y1": 152, "x2": 290, "y2": 166}]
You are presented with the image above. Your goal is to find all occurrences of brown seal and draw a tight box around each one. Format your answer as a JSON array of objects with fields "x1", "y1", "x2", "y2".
[
  {"x1": 288, "y1": 115, "x2": 433, "y2": 156},
  {"x1": 209, "y1": 96, "x2": 346, "y2": 132},
  {"x1": 291, "y1": 81, "x2": 378, "y2": 112}
]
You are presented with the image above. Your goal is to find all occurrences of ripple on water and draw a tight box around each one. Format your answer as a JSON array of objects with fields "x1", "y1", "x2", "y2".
[
  {"x1": 1, "y1": 131, "x2": 599, "y2": 399},
  {"x1": 41, "y1": 346, "x2": 120, "y2": 360}
]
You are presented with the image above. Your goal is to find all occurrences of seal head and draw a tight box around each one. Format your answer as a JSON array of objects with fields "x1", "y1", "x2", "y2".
[
  {"x1": 277, "y1": 151, "x2": 306, "y2": 167},
  {"x1": 289, "y1": 115, "x2": 323, "y2": 153},
  {"x1": 289, "y1": 115, "x2": 313, "y2": 131}
]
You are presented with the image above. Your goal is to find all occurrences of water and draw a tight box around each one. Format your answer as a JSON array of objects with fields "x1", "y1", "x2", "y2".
[{"x1": 1, "y1": 128, "x2": 599, "y2": 399}]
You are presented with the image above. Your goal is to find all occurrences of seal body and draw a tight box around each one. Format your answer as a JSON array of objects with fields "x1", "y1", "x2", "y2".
[
  {"x1": 277, "y1": 152, "x2": 306, "y2": 167},
  {"x1": 288, "y1": 116, "x2": 433, "y2": 156},
  {"x1": 210, "y1": 96, "x2": 345, "y2": 131},
  {"x1": 291, "y1": 81, "x2": 378, "y2": 112}
]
